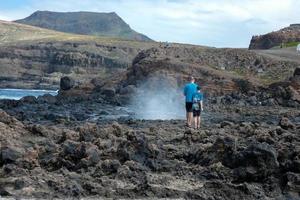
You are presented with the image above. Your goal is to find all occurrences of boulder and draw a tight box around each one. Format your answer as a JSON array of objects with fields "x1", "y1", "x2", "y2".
[
  {"x1": 20, "y1": 96, "x2": 37, "y2": 104},
  {"x1": 84, "y1": 144, "x2": 101, "y2": 166},
  {"x1": 101, "y1": 87, "x2": 116, "y2": 98},
  {"x1": 233, "y1": 143, "x2": 279, "y2": 182},
  {"x1": 0, "y1": 147, "x2": 23, "y2": 165},
  {"x1": 294, "y1": 68, "x2": 300, "y2": 77},
  {"x1": 279, "y1": 117, "x2": 296, "y2": 130},
  {"x1": 60, "y1": 76, "x2": 75, "y2": 91}
]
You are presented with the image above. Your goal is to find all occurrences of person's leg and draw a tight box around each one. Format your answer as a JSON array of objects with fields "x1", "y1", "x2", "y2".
[
  {"x1": 198, "y1": 116, "x2": 201, "y2": 128},
  {"x1": 194, "y1": 116, "x2": 198, "y2": 129},
  {"x1": 188, "y1": 112, "x2": 193, "y2": 126},
  {"x1": 186, "y1": 111, "x2": 189, "y2": 125}
]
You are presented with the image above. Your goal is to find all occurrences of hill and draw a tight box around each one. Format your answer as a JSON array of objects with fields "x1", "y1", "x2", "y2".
[
  {"x1": 0, "y1": 20, "x2": 299, "y2": 92},
  {"x1": 15, "y1": 11, "x2": 152, "y2": 42},
  {"x1": 0, "y1": 19, "x2": 71, "y2": 44},
  {"x1": 249, "y1": 24, "x2": 300, "y2": 49}
]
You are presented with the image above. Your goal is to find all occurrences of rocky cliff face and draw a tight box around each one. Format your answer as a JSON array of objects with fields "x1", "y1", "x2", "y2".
[
  {"x1": 249, "y1": 24, "x2": 300, "y2": 49},
  {"x1": 0, "y1": 20, "x2": 157, "y2": 89},
  {"x1": 15, "y1": 11, "x2": 152, "y2": 42},
  {"x1": 0, "y1": 41, "x2": 144, "y2": 89}
]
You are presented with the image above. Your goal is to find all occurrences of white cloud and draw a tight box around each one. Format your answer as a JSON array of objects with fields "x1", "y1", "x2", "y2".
[{"x1": 0, "y1": 0, "x2": 299, "y2": 47}]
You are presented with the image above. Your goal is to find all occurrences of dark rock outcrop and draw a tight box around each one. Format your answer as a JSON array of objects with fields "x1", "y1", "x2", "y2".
[{"x1": 60, "y1": 76, "x2": 75, "y2": 90}]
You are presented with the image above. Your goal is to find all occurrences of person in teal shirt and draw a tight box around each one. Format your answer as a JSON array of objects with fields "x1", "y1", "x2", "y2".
[
  {"x1": 183, "y1": 76, "x2": 198, "y2": 127},
  {"x1": 192, "y1": 86, "x2": 204, "y2": 129}
]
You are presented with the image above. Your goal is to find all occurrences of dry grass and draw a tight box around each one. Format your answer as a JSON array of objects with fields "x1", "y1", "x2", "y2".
[{"x1": 0, "y1": 20, "x2": 156, "y2": 49}]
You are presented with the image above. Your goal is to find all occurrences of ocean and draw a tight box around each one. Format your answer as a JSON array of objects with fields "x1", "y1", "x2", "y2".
[{"x1": 0, "y1": 88, "x2": 58, "y2": 100}]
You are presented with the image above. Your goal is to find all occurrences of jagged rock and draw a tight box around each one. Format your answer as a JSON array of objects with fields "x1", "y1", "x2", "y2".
[
  {"x1": 285, "y1": 172, "x2": 300, "y2": 193},
  {"x1": 232, "y1": 143, "x2": 279, "y2": 182},
  {"x1": 220, "y1": 121, "x2": 235, "y2": 128},
  {"x1": 0, "y1": 110, "x2": 20, "y2": 125},
  {"x1": 279, "y1": 117, "x2": 296, "y2": 130},
  {"x1": 97, "y1": 159, "x2": 121, "y2": 175},
  {"x1": 60, "y1": 76, "x2": 75, "y2": 91},
  {"x1": 0, "y1": 147, "x2": 23, "y2": 165},
  {"x1": 191, "y1": 136, "x2": 236, "y2": 166},
  {"x1": 83, "y1": 144, "x2": 101, "y2": 166},
  {"x1": 261, "y1": 98, "x2": 278, "y2": 106},
  {"x1": 101, "y1": 87, "x2": 116, "y2": 98},
  {"x1": 37, "y1": 94, "x2": 57, "y2": 104}
]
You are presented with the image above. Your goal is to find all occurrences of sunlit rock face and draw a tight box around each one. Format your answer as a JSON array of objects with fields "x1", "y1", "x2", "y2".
[{"x1": 249, "y1": 24, "x2": 300, "y2": 50}]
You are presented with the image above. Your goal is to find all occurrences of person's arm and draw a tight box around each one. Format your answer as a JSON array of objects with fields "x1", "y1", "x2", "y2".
[{"x1": 183, "y1": 86, "x2": 187, "y2": 96}]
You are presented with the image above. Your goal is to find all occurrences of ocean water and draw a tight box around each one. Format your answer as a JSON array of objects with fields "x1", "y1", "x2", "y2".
[{"x1": 0, "y1": 88, "x2": 58, "y2": 100}]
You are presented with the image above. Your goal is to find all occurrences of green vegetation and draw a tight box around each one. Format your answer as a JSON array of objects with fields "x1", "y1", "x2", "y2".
[{"x1": 281, "y1": 41, "x2": 300, "y2": 48}]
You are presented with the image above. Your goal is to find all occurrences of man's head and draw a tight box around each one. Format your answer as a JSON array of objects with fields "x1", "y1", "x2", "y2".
[{"x1": 189, "y1": 76, "x2": 195, "y2": 83}]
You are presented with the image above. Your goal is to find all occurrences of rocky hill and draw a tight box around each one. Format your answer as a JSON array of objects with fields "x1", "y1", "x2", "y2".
[
  {"x1": 0, "y1": 20, "x2": 156, "y2": 89},
  {"x1": 56, "y1": 44, "x2": 299, "y2": 108},
  {"x1": 15, "y1": 11, "x2": 152, "y2": 42},
  {"x1": 249, "y1": 24, "x2": 300, "y2": 49}
]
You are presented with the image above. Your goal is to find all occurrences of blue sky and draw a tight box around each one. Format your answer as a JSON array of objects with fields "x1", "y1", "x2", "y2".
[{"x1": 0, "y1": 0, "x2": 299, "y2": 48}]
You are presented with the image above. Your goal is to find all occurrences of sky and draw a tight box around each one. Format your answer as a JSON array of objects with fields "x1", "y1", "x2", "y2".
[{"x1": 0, "y1": 0, "x2": 299, "y2": 48}]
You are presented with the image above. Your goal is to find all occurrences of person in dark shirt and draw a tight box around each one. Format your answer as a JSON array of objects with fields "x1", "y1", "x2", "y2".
[
  {"x1": 183, "y1": 76, "x2": 198, "y2": 127},
  {"x1": 192, "y1": 86, "x2": 204, "y2": 129}
]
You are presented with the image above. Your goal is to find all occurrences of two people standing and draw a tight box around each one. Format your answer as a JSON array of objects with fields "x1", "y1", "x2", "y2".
[{"x1": 183, "y1": 76, "x2": 203, "y2": 129}]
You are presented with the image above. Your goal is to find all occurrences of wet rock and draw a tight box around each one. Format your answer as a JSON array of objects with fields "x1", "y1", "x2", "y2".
[
  {"x1": 60, "y1": 76, "x2": 75, "y2": 91},
  {"x1": 37, "y1": 94, "x2": 57, "y2": 104},
  {"x1": 20, "y1": 96, "x2": 38, "y2": 104},
  {"x1": 119, "y1": 85, "x2": 136, "y2": 95},
  {"x1": 101, "y1": 87, "x2": 116, "y2": 98}
]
